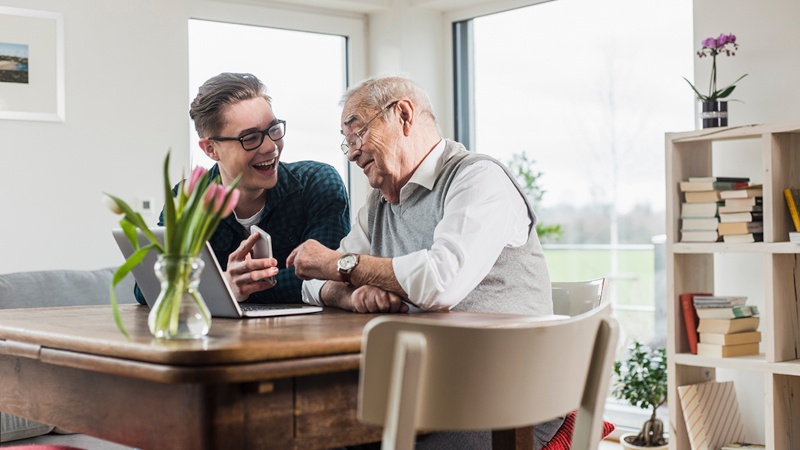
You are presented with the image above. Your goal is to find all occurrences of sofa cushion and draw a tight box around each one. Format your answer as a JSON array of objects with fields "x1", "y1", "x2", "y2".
[
  {"x1": 0, "y1": 267, "x2": 136, "y2": 442},
  {"x1": 0, "y1": 267, "x2": 136, "y2": 309}
]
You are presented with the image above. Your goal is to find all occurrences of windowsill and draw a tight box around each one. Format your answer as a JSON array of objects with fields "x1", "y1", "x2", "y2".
[{"x1": 604, "y1": 399, "x2": 668, "y2": 440}]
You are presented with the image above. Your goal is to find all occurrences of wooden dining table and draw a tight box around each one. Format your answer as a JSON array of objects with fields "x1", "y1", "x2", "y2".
[{"x1": 0, "y1": 305, "x2": 540, "y2": 450}]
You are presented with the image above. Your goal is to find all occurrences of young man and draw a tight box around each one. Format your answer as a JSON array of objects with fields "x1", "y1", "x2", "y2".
[{"x1": 136, "y1": 72, "x2": 350, "y2": 305}]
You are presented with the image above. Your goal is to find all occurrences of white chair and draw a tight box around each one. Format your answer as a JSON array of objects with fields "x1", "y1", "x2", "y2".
[
  {"x1": 358, "y1": 302, "x2": 618, "y2": 450},
  {"x1": 551, "y1": 278, "x2": 605, "y2": 316}
]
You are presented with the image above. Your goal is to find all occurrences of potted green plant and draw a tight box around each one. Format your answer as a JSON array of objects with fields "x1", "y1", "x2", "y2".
[{"x1": 612, "y1": 341, "x2": 668, "y2": 449}]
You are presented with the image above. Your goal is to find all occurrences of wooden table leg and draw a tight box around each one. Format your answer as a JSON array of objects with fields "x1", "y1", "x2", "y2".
[{"x1": 492, "y1": 426, "x2": 534, "y2": 450}]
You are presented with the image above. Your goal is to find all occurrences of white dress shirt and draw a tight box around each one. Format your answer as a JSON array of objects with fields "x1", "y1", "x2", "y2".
[{"x1": 302, "y1": 139, "x2": 532, "y2": 310}]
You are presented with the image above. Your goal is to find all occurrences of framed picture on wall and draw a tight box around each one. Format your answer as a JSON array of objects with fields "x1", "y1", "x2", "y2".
[{"x1": 0, "y1": 6, "x2": 64, "y2": 122}]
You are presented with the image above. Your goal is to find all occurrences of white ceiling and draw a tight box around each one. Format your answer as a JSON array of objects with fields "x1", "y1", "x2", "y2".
[{"x1": 218, "y1": 0, "x2": 532, "y2": 15}]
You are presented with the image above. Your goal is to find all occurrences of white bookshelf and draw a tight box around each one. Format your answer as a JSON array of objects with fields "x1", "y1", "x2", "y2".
[{"x1": 666, "y1": 121, "x2": 800, "y2": 450}]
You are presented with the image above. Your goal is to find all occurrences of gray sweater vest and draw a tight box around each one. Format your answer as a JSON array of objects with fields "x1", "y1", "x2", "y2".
[{"x1": 367, "y1": 140, "x2": 552, "y2": 315}]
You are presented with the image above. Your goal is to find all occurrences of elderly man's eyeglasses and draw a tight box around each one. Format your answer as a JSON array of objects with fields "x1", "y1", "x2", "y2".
[
  {"x1": 340, "y1": 101, "x2": 398, "y2": 155},
  {"x1": 208, "y1": 120, "x2": 287, "y2": 151}
]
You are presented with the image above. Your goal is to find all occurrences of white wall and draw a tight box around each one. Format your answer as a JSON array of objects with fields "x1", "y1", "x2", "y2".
[
  {"x1": 693, "y1": 0, "x2": 800, "y2": 126},
  {"x1": 694, "y1": 0, "x2": 800, "y2": 444},
  {"x1": 0, "y1": 0, "x2": 190, "y2": 273}
]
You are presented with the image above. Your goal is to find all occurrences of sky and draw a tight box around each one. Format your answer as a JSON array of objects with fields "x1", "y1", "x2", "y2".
[{"x1": 0, "y1": 42, "x2": 27, "y2": 58}]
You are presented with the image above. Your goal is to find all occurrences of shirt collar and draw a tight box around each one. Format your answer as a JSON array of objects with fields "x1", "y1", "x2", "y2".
[{"x1": 399, "y1": 139, "x2": 445, "y2": 203}]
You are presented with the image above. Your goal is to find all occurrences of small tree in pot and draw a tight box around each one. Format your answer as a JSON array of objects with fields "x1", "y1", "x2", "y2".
[{"x1": 612, "y1": 341, "x2": 668, "y2": 448}]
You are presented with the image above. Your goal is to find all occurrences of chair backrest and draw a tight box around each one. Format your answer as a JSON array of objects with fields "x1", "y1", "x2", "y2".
[
  {"x1": 358, "y1": 304, "x2": 619, "y2": 450},
  {"x1": 551, "y1": 278, "x2": 605, "y2": 316}
]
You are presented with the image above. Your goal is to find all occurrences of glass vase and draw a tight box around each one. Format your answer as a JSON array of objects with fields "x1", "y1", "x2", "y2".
[
  {"x1": 148, "y1": 254, "x2": 211, "y2": 339},
  {"x1": 700, "y1": 100, "x2": 728, "y2": 129}
]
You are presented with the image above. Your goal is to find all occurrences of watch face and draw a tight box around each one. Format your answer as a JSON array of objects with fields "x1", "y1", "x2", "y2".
[{"x1": 339, "y1": 254, "x2": 357, "y2": 271}]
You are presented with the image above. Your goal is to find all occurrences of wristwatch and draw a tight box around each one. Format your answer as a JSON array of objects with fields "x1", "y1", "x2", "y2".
[{"x1": 337, "y1": 253, "x2": 359, "y2": 287}]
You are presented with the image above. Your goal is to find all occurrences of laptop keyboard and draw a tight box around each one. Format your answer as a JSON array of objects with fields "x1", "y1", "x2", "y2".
[{"x1": 240, "y1": 304, "x2": 298, "y2": 312}]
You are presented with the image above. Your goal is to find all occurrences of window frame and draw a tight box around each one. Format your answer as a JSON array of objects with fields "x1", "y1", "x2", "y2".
[{"x1": 187, "y1": 1, "x2": 366, "y2": 221}]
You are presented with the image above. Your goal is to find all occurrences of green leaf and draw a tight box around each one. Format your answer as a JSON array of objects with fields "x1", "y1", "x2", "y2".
[
  {"x1": 162, "y1": 151, "x2": 177, "y2": 253},
  {"x1": 109, "y1": 243, "x2": 158, "y2": 338},
  {"x1": 682, "y1": 77, "x2": 709, "y2": 101}
]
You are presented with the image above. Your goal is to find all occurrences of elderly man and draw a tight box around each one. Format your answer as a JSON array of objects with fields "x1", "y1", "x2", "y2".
[
  {"x1": 288, "y1": 75, "x2": 552, "y2": 316},
  {"x1": 288, "y1": 75, "x2": 557, "y2": 449}
]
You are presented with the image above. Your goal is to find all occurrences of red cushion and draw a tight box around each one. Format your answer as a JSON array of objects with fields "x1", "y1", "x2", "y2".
[{"x1": 542, "y1": 410, "x2": 615, "y2": 450}]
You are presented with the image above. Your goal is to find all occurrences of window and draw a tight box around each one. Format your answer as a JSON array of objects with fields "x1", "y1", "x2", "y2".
[
  {"x1": 188, "y1": 19, "x2": 349, "y2": 188},
  {"x1": 456, "y1": 0, "x2": 693, "y2": 431}
]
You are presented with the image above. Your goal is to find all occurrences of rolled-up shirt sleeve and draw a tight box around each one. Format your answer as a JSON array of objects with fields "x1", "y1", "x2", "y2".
[
  {"x1": 393, "y1": 160, "x2": 530, "y2": 310},
  {"x1": 301, "y1": 204, "x2": 373, "y2": 306},
  {"x1": 303, "y1": 159, "x2": 530, "y2": 311}
]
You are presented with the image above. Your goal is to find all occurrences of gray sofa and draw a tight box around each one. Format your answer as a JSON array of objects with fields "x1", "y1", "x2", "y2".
[{"x1": 0, "y1": 267, "x2": 138, "y2": 449}]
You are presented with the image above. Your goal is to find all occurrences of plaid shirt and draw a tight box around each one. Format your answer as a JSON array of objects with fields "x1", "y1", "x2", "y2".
[{"x1": 135, "y1": 160, "x2": 350, "y2": 305}]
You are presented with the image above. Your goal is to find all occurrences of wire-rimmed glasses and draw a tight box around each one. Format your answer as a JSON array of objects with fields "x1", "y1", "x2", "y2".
[
  {"x1": 208, "y1": 120, "x2": 287, "y2": 151},
  {"x1": 340, "y1": 101, "x2": 398, "y2": 155}
]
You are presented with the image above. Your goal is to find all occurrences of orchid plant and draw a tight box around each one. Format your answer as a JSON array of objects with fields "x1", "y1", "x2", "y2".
[
  {"x1": 104, "y1": 152, "x2": 240, "y2": 337},
  {"x1": 684, "y1": 33, "x2": 747, "y2": 102}
]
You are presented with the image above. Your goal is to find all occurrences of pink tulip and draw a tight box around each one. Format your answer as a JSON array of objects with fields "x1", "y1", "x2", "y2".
[
  {"x1": 221, "y1": 187, "x2": 240, "y2": 217},
  {"x1": 202, "y1": 184, "x2": 217, "y2": 211},
  {"x1": 184, "y1": 166, "x2": 207, "y2": 196},
  {"x1": 213, "y1": 185, "x2": 227, "y2": 214}
]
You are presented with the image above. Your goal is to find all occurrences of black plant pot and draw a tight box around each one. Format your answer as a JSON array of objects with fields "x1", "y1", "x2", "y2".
[{"x1": 701, "y1": 100, "x2": 728, "y2": 129}]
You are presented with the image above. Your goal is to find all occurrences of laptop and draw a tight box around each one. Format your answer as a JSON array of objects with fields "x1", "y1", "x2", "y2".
[{"x1": 111, "y1": 227, "x2": 322, "y2": 318}]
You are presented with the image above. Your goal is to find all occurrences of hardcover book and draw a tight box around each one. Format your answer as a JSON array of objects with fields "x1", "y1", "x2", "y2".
[
  {"x1": 696, "y1": 316, "x2": 760, "y2": 334},
  {"x1": 681, "y1": 202, "x2": 720, "y2": 218},
  {"x1": 684, "y1": 190, "x2": 721, "y2": 203},
  {"x1": 693, "y1": 295, "x2": 747, "y2": 307},
  {"x1": 718, "y1": 202, "x2": 762, "y2": 214},
  {"x1": 699, "y1": 331, "x2": 761, "y2": 346},
  {"x1": 724, "y1": 196, "x2": 762, "y2": 208},
  {"x1": 717, "y1": 221, "x2": 764, "y2": 235},
  {"x1": 688, "y1": 176, "x2": 750, "y2": 183},
  {"x1": 718, "y1": 211, "x2": 763, "y2": 223},
  {"x1": 681, "y1": 217, "x2": 719, "y2": 231},
  {"x1": 696, "y1": 305, "x2": 759, "y2": 320},
  {"x1": 681, "y1": 230, "x2": 720, "y2": 243},
  {"x1": 678, "y1": 381, "x2": 746, "y2": 450},
  {"x1": 722, "y1": 233, "x2": 764, "y2": 243},
  {"x1": 681, "y1": 179, "x2": 750, "y2": 192},
  {"x1": 719, "y1": 184, "x2": 763, "y2": 200},
  {"x1": 696, "y1": 342, "x2": 759, "y2": 357},
  {"x1": 680, "y1": 292, "x2": 711, "y2": 354}
]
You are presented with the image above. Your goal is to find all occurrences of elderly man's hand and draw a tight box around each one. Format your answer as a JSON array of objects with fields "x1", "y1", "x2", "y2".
[
  {"x1": 351, "y1": 285, "x2": 409, "y2": 313},
  {"x1": 287, "y1": 239, "x2": 340, "y2": 281}
]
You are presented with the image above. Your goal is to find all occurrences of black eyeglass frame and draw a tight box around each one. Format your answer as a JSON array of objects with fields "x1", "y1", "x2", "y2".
[
  {"x1": 208, "y1": 120, "x2": 287, "y2": 151},
  {"x1": 340, "y1": 101, "x2": 398, "y2": 155}
]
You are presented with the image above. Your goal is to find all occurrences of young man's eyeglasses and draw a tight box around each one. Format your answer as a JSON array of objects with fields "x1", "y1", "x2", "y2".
[
  {"x1": 340, "y1": 101, "x2": 398, "y2": 155},
  {"x1": 208, "y1": 120, "x2": 287, "y2": 151}
]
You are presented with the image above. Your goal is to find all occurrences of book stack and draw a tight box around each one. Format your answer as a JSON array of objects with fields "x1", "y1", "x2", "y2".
[
  {"x1": 679, "y1": 177, "x2": 749, "y2": 242},
  {"x1": 717, "y1": 184, "x2": 764, "y2": 243},
  {"x1": 694, "y1": 295, "x2": 760, "y2": 357}
]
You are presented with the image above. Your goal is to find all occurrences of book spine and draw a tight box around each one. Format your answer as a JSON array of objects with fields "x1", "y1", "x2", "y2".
[
  {"x1": 784, "y1": 188, "x2": 800, "y2": 232},
  {"x1": 680, "y1": 293, "x2": 708, "y2": 354}
]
